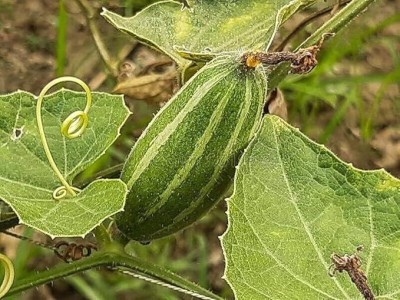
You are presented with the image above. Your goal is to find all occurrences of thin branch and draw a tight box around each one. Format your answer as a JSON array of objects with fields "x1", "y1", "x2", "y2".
[
  {"x1": 330, "y1": 247, "x2": 375, "y2": 300},
  {"x1": 74, "y1": 0, "x2": 119, "y2": 76},
  {"x1": 273, "y1": 0, "x2": 352, "y2": 51},
  {"x1": 88, "y1": 43, "x2": 137, "y2": 90},
  {"x1": 268, "y1": 0, "x2": 377, "y2": 92}
]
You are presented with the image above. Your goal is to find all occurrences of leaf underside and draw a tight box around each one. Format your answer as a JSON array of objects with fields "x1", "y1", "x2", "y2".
[
  {"x1": 222, "y1": 115, "x2": 400, "y2": 299},
  {"x1": 102, "y1": 0, "x2": 316, "y2": 66},
  {"x1": 0, "y1": 90, "x2": 130, "y2": 237}
]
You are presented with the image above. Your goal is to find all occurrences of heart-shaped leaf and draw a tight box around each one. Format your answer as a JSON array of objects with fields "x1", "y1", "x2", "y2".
[
  {"x1": 8, "y1": 179, "x2": 127, "y2": 238},
  {"x1": 222, "y1": 115, "x2": 400, "y2": 299},
  {"x1": 102, "y1": 0, "x2": 316, "y2": 66},
  {"x1": 0, "y1": 90, "x2": 130, "y2": 237}
]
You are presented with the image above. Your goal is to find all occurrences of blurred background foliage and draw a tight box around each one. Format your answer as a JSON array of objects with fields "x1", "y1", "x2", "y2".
[{"x1": 0, "y1": 0, "x2": 399, "y2": 299}]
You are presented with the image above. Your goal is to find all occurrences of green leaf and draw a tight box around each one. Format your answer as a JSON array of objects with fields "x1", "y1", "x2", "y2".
[
  {"x1": 10, "y1": 179, "x2": 127, "y2": 238},
  {"x1": 0, "y1": 90, "x2": 130, "y2": 237},
  {"x1": 222, "y1": 115, "x2": 400, "y2": 299},
  {"x1": 102, "y1": 0, "x2": 316, "y2": 66}
]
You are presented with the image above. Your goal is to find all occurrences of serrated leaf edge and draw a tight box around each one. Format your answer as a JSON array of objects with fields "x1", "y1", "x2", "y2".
[
  {"x1": 101, "y1": 3, "x2": 189, "y2": 66},
  {"x1": 220, "y1": 114, "x2": 398, "y2": 299},
  {"x1": 12, "y1": 178, "x2": 128, "y2": 239},
  {"x1": 0, "y1": 88, "x2": 131, "y2": 238}
]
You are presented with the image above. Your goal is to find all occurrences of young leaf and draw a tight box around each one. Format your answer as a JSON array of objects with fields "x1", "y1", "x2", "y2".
[
  {"x1": 9, "y1": 179, "x2": 127, "y2": 238},
  {"x1": 102, "y1": 0, "x2": 316, "y2": 66},
  {"x1": 0, "y1": 90, "x2": 130, "y2": 237},
  {"x1": 222, "y1": 115, "x2": 400, "y2": 299}
]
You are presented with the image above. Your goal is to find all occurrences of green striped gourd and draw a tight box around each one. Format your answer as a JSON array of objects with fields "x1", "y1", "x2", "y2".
[{"x1": 117, "y1": 55, "x2": 267, "y2": 241}]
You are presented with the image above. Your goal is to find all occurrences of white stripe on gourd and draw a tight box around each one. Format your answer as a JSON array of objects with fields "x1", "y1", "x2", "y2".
[
  {"x1": 125, "y1": 60, "x2": 233, "y2": 188},
  {"x1": 172, "y1": 75, "x2": 260, "y2": 225},
  {"x1": 146, "y1": 81, "x2": 237, "y2": 217}
]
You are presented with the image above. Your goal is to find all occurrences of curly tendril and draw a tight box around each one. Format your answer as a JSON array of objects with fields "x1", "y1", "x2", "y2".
[
  {"x1": 0, "y1": 253, "x2": 14, "y2": 298},
  {"x1": 36, "y1": 76, "x2": 92, "y2": 199}
]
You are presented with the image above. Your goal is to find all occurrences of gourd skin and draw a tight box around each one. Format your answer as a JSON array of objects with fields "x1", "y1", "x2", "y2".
[{"x1": 118, "y1": 56, "x2": 266, "y2": 241}]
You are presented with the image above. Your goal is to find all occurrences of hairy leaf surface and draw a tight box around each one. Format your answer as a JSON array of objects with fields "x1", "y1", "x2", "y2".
[
  {"x1": 102, "y1": 0, "x2": 316, "y2": 66},
  {"x1": 222, "y1": 115, "x2": 400, "y2": 299},
  {"x1": 0, "y1": 90, "x2": 130, "y2": 237}
]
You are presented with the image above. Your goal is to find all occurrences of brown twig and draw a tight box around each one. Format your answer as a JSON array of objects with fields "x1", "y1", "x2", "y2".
[
  {"x1": 88, "y1": 43, "x2": 137, "y2": 90},
  {"x1": 54, "y1": 241, "x2": 97, "y2": 263},
  {"x1": 273, "y1": 0, "x2": 352, "y2": 52},
  {"x1": 3, "y1": 230, "x2": 97, "y2": 264},
  {"x1": 242, "y1": 33, "x2": 333, "y2": 74},
  {"x1": 3, "y1": 230, "x2": 56, "y2": 252},
  {"x1": 74, "y1": 0, "x2": 119, "y2": 76},
  {"x1": 329, "y1": 246, "x2": 375, "y2": 300}
]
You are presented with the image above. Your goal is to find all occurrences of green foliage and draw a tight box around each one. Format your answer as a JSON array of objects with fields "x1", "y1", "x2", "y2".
[
  {"x1": 102, "y1": 0, "x2": 316, "y2": 66},
  {"x1": 0, "y1": 90, "x2": 129, "y2": 237},
  {"x1": 222, "y1": 115, "x2": 400, "y2": 299},
  {"x1": 1, "y1": 0, "x2": 386, "y2": 299},
  {"x1": 281, "y1": 11, "x2": 400, "y2": 143}
]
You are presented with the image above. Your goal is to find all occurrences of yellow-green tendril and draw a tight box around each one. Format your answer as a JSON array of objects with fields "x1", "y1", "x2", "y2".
[
  {"x1": 36, "y1": 76, "x2": 92, "y2": 199},
  {"x1": 0, "y1": 253, "x2": 14, "y2": 298}
]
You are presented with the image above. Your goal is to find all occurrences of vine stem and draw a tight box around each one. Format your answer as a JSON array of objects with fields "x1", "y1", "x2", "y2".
[
  {"x1": 74, "y1": 0, "x2": 119, "y2": 76},
  {"x1": 273, "y1": 0, "x2": 352, "y2": 52},
  {"x1": 93, "y1": 224, "x2": 116, "y2": 251},
  {"x1": 268, "y1": 0, "x2": 376, "y2": 91},
  {"x1": 118, "y1": 269, "x2": 216, "y2": 300},
  {"x1": 7, "y1": 251, "x2": 223, "y2": 300}
]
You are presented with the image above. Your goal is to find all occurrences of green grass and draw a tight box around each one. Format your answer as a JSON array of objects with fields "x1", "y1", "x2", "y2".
[
  {"x1": 56, "y1": 0, "x2": 67, "y2": 76},
  {"x1": 280, "y1": 9, "x2": 400, "y2": 143}
]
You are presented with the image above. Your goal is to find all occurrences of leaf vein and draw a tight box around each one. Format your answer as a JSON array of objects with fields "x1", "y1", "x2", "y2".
[{"x1": 271, "y1": 121, "x2": 351, "y2": 299}]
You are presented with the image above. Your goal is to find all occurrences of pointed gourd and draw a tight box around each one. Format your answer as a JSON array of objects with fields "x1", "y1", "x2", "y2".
[{"x1": 117, "y1": 55, "x2": 267, "y2": 241}]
